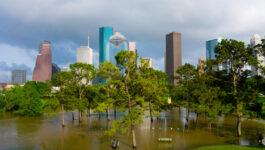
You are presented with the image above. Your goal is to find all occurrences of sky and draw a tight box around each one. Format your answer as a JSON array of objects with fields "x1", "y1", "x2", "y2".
[{"x1": 0, "y1": 0, "x2": 265, "y2": 82}]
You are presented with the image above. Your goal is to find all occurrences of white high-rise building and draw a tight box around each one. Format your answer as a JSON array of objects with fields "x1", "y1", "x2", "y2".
[
  {"x1": 76, "y1": 36, "x2": 93, "y2": 65},
  {"x1": 250, "y1": 34, "x2": 264, "y2": 76},
  {"x1": 76, "y1": 36, "x2": 93, "y2": 85}
]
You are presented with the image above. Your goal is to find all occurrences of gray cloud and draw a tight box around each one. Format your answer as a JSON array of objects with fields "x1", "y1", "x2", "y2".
[{"x1": 0, "y1": 0, "x2": 265, "y2": 81}]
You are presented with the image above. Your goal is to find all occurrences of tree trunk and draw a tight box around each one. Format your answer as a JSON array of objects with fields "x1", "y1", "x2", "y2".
[
  {"x1": 195, "y1": 113, "x2": 199, "y2": 127},
  {"x1": 179, "y1": 106, "x2": 181, "y2": 115},
  {"x1": 131, "y1": 125, "x2": 137, "y2": 148},
  {"x1": 208, "y1": 122, "x2": 212, "y2": 130},
  {"x1": 87, "y1": 109, "x2": 90, "y2": 117},
  {"x1": 79, "y1": 110, "x2": 82, "y2": 123},
  {"x1": 149, "y1": 101, "x2": 153, "y2": 123},
  {"x1": 186, "y1": 105, "x2": 189, "y2": 122},
  {"x1": 107, "y1": 106, "x2": 110, "y2": 121},
  {"x1": 237, "y1": 113, "x2": 241, "y2": 137},
  {"x1": 72, "y1": 111, "x2": 75, "y2": 121},
  {"x1": 62, "y1": 104, "x2": 65, "y2": 127},
  {"x1": 114, "y1": 105, "x2": 117, "y2": 120}
]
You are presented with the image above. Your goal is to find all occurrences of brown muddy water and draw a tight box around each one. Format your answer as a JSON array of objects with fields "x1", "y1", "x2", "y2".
[{"x1": 0, "y1": 108, "x2": 264, "y2": 150}]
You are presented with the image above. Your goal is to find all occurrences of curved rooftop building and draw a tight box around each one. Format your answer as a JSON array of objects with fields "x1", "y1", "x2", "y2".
[
  {"x1": 32, "y1": 43, "x2": 52, "y2": 82},
  {"x1": 106, "y1": 32, "x2": 128, "y2": 65}
]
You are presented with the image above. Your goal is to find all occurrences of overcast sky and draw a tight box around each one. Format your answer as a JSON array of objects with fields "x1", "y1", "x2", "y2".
[{"x1": 0, "y1": 0, "x2": 265, "y2": 82}]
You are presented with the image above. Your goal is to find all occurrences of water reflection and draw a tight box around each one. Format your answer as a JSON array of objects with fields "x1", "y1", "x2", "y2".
[{"x1": 0, "y1": 109, "x2": 264, "y2": 150}]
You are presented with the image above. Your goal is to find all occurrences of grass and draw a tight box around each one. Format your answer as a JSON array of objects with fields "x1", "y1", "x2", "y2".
[{"x1": 195, "y1": 145, "x2": 264, "y2": 150}]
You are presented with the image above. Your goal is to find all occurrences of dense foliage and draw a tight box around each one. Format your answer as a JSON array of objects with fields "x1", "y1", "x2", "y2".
[{"x1": 0, "y1": 38, "x2": 265, "y2": 148}]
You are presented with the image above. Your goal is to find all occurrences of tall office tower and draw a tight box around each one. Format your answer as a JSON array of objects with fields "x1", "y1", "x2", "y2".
[
  {"x1": 107, "y1": 32, "x2": 128, "y2": 65},
  {"x1": 165, "y1": 32, "x2": 182, "y2": 85},
  {"x1": 141, "y1": 58, "x2": 152, "y2": 68},
  {"x1": 52, "y1": 63, "x2": 61, "y2": 77},
  {"x1": 197, "y1": 58, "x2": 205, "y2": 74},
  {"x1": 77, "y1": 36, "x2": 93, "y2": 64},
  {"x1": 39, "y1": 40, "x2": 51, "y2": 54},
  {"x1": 11, "y1": 69, "x2": 26, "y2": 85},
  {"x1": 206, "y1": 38, "x2": 222, "y2": 71},
  {"x1": 128, "y1": 42, "x2": 136, "y2": 53},
  {"x1": 32, "y1": 43, "x2": 52, "y2": 82},
  {"x1": 206, "y1": 38, "x2": 222, "y2": 60},
  {"x1": 251, "y1": 34, "x2": 264, "y2": 76},
  {"x1": 99, "y1": 27, "x2": 113, "y2": 64}
]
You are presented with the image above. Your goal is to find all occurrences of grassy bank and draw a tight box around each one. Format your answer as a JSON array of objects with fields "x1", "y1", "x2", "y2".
[{"x1": 195, "y1": 145, "x2": 264, "y2": 150}]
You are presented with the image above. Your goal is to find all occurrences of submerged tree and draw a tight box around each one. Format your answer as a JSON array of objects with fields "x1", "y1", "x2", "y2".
[
  {"x1": 108, "y1": 50, "x2": 145, "y2": 148},
  {"x1": 97, "y1": 61, "x2": 122, "y2": 121},
  {"x1": 52, "y1": 71, "x2": 76, "y2": 127},
  {"x1": 140, "y1": 59, "x2": 169, "y2": 122},
  {"x1": 175, "y1": 63, "x2": 197, "y2": 122},
  {"x1": 70, "y1": 63, "x2": 97, "y2": 122},
  {"x1": 214, "y1": 39, "x2": 258, "y2": 137}
]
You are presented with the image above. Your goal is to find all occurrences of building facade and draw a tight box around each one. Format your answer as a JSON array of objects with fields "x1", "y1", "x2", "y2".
[
  {"x1": 61, "y1": 67, "x2": 70, "y2": 72},
  {"x1": 141, "y1": 58, "x2": 152, "y2": 68},
  {"x1": 11, "y1": 69, "x2": 26, "y2": 85},
  {"x1": 165, "y1": 32, "x2": 182, "y2": 85},
  {"x1": 39, "y1": 40, "x2": 51, "y2": 54},
  {"x1": 197, "y1": 58, "x2": 205, "y2": 74},
  {"x1": 52, "y1": 63, "x2": 61, "y2": 77},
  {"x1": 251, "y1": 34, "x2": 264, "y2": 76},
  {"x1": 206, "y1": 38, "x2": 222, "y2": 60},
  {"x1": 32, "y1": 43, "x2": 52, "y2": 82},
  {"x1": 128, "y1": 42, "x2": 136, "y2": 53},
  {"x1": 99, "y1": 27, "x2": 113, "y2": 64},
  {"x1": 106, "y1": 32, "x2": 128, "y2": 65},
  {"x1": 76, "y1": 39, "x2": 93, "y2": 65}
]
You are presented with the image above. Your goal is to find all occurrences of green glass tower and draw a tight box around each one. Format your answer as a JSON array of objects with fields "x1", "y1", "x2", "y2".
[{"x1": 99, "y1": 27, "x2": 113, "y2": 63}]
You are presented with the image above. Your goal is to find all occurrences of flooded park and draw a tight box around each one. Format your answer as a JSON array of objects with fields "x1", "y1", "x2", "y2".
[{"x1": 0, "y1": 108, "x2": 264, "y2": 150}]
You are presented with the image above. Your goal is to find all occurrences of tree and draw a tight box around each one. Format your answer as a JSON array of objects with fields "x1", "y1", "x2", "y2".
[
  {"x1": 140, "y1": 59, "x2": 169, "y2": 122},
  {"x1": 108, "y1": 50, "x2": 145, "y2": 148},
  {"x1": 175, "y1": 63, "x2": 197, "y2": 122},
  {"x1": 70, "y1": 63, "x2": 97, "y2": 122},
  {"x1": 97, "y1": 61, "x2": 122, "y2": 121},
  {"x1": 214, "y1": 39, "x2": 258, "y2": 137},
  {"x1": 52, "y1": 71, "x2": 75, "y2": 127}
]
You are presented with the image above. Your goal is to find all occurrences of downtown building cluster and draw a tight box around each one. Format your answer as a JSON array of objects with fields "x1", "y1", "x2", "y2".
[{"x1": 0, "y1": 28, "x2": 264, "y2": 90}]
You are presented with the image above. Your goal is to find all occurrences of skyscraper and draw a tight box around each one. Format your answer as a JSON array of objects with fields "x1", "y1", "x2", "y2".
[
  {"x1": 32, "y1": 43, "x2": 52, "y2": 82},
  {"x1": 128, "y1": 42, "x2": 136, "y2": 53},
  {"x1": 39, "y1": 40, "x2": 51, "y2": 54},
  {"x1": 107, "y1": 32, "x2": 128, "y2": 65},
  {"x1": 250, "y1": 34, "x2": 264, "y2": 76},
  {"x1": 52, "y1": 63, "x2": 61, "y2": 77},
  {"x1": 99, "y1": 27, "x2": 113, "y2": 63},
  {"x1": 165, "y1": 32, "x2": 182, "y2": 85},
  {"x1": 11, "y1": 69, "x2": 26, "y2": 85},
  {"x1": 206, "y1": 38, "x2": 222, "y2": 60},
  {"x1": 141, "y1": 58, "x2": 152, "y2": 68},
  {"x1": 77, "y1": 36, "x2": 93, "y2": 65},
  {"x1": 197, "y1": 58, "x2": 205, "y2": 74}
]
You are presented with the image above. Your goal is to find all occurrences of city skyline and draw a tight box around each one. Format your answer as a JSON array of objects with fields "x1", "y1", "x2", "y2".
[{"x1": 0, "y1": 0, "x2": 265, "y2": 82}]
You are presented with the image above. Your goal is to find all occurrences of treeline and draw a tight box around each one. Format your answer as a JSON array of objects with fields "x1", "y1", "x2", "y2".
[
  {"x1": 0, "y1": 39, "x2": 265, "y2": 148},
  {"x1": 172, "y1": 39, "x2": 265, "y2": 137},
  {"x1": 0, "y1": 50, "x2": 170, "y2": 148}
]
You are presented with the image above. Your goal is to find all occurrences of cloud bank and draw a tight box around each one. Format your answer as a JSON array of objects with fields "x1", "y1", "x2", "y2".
[{"x1": 0, "y1": 0, "x2": 265, "y2": 81}]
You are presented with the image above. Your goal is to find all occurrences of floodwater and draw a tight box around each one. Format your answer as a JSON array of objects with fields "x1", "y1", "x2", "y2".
[{"x1": 0, "y1": 108, "x2": 264, "y2": 150}]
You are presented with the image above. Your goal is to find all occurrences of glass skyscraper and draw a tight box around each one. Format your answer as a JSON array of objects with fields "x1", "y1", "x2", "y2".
[
  {"x1": 106, "y1": 32, "x2": 128, "y2": 65},
  {"x1": 11, "y1": 69, "x2": 26, "y2": 85},
  {"x1": 206, "y1": 38, "x2": 222, "y2": 60},
  {"x1": 99, "y1": 27, "x2": 113, "y2": 63}
]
